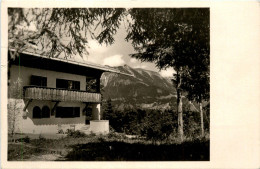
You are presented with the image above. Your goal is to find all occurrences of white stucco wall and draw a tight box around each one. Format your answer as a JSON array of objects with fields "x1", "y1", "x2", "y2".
[{"x1": 9, "y1": 65, "x2": 87, "y2": 90}]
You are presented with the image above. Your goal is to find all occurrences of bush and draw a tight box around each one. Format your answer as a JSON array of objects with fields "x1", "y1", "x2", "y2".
[
  {"x1": 103, "y1": 100, "x2": 209, "y2": 141},
  {"x1": 23, "y1": 136, "x2": 30, "y2": 143},
  {"x1": 39, "y1": 134, "x2": 46, "y2": 141},
  {"x1": 140, "y1": 110, "x2": 174, "y2": 141},
  {"x1": 66, "y1": 130, "x2": 86, "y2": 138},
  {"x1": 106, "y1": 132, "x2": 127, "y2": 140},
  {"x1": 15, "y1": 136, "x2": 30, "y2": 143}
]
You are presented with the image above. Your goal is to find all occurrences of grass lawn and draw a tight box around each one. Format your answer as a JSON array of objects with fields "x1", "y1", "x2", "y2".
[{"x1": 8, "y1": 132, "x2": 209, "y2": 161}]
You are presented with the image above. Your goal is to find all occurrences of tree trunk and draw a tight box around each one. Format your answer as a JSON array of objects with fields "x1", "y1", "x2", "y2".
[
  {"x1": 199, "y1": 102, "x2": 204, "y2": 137},
  {"x1": 177, "y1": 91, "x2": 183, "y2": 141},
  {"x1": 176, "y1": 69, "x2": 184, "y2": 141}
]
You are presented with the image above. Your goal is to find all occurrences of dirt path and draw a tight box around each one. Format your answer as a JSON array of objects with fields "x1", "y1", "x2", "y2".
[
  {"x1": 9, "y1": 142, "x2": 68, "y2": 161},
  {"x1": 27, "y1": 154, "x2": 64, "y2": 161}
]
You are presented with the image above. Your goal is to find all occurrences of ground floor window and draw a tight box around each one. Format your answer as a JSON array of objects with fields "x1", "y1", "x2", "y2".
[
  {"x1": 32, "y1": 106, "x2": 41, "y2": 118},
  {"x1": 33, "y1": 105, "x2": 50, "y2": 118},
  {"x1": 42, "y1": 106, "x2": 50, "y2": 118},
  {"x1": 56, "y1": 107, "x2": 80, "y2": 118}
]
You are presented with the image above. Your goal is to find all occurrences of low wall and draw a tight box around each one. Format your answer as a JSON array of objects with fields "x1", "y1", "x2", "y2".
[{"x1": 89, "y1": 120, "x2": 109, "y2": 134}]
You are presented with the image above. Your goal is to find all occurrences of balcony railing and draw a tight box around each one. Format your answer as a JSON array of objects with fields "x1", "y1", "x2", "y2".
[{"x1": 23, "y1": 86, "x2": 101, "y2": 103}]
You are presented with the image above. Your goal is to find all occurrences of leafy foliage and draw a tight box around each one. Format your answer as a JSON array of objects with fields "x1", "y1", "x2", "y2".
[
  {"x1": 140, "y1": 110, "x2": 174, "y2": 141},
  {"x1": 126, "y1": 8, "x2": 209, "y2": 70},
  {"x1": 66, "y1": 130, "x2": 86, "y2": 138},
  {"x1": 8, "y1": 8, "x2": 125, "y2": 58},
  {"x1": 124, "y1": 8, "x2": 209, "y2": 140},
  {"x1": 103, "y1": 100, "x2": 208, "y2": 141}
]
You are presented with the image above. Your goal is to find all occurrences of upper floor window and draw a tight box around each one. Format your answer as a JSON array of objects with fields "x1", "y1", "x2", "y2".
[
  {"x1": 31, "y1": 75, "x2": 47, "y2": 87},
  {"x1": 56, "y1": 79, "x2": 80, "y2": 90}
]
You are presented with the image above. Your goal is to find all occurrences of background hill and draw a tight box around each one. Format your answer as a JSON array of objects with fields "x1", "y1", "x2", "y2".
[{"x1": 101, "y1": 64, "x2": 198, "y2": 111}]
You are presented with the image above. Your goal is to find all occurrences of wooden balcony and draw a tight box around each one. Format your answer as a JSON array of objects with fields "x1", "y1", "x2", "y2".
[{"x1": 23, "y1": 86, "x2": 101, "y2": 103}]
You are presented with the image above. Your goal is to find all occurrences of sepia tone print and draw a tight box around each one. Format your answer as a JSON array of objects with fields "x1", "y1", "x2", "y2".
[{"x1": 7, "y1": 8, "x2": 209, "y2": 161}]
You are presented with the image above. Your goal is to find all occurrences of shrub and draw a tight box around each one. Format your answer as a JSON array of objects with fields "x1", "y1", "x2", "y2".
[
  {"x1": 58, "y1": 129, "x2": 64, "y2": 134},
  {"x1": 39, "y1": 134, "x2": 46, "y2": 141},
  {"x1": 23, "y1": 136, "x2": 30, "y2": 143},
  {"x1": 140, "y1": 110, "x2": 174, "y2": 141},
  {"x1": 106, "y1": 132, "x2": 127, "y2": 140},
  {"x1": 66, "y1": 130, "x2": 86, "y2": 138},
  {"x1": 15, "y1": 136, "x2": 30, "y2": 143},
  {"x1": 103, "y1": 100, "x2": 209, "y2": 141},
  {"x1": 183, "y1": 111, "x2": 202, "y2": 138}
]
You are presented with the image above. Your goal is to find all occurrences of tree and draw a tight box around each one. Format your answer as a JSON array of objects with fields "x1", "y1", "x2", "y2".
[
  {"x1": 8, "y1": 78, "x2": 23, "y2": 141},
  {"x1": 102, "y1": 98, "x2": 113, "y2": 120},
  {"x1": 125, "y1": 8, "x2": 209, "y2": 141},
  {"x1": 8, "y1": 8, "x2": 125, "y2": 58},
  {"x1": 181, "y1": 57, "x2": 210, "y2": 137}
]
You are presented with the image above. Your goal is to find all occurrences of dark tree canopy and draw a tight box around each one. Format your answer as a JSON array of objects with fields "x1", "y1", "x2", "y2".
[
  {"x1": 181, "y1": 56, "x2": 210, "y2": 103},
  {"x1": 8, "y1": 8, "x2": 125, "y2": 58},
  {"x1": 126, "y1": 8, "x2": 209, "y2": 72}
]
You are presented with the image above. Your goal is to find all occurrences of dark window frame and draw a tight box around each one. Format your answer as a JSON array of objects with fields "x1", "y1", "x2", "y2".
[
  {"x1": 55, "y1": 107, "x2": 81, "y2": 118},
  {"x1": 32, "y1": 106, "x2": 42, "y2": 119},
  {"x1": 30, "y1": 75, "x2": 47, "y2": 87},
  {"x1": 56, "y1": 78, "x2": 80, "y2": 90},
  {"x1": 42, "y1": 106, "x2": 50, "y2": 118}
]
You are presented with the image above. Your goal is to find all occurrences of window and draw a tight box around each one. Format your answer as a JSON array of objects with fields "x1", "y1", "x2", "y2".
[
  {"x1": 31, "y1": 75, "x2": 47, "y2": 87},
  {"x1": 55, "y1": 107, "x2": 80, "y2": 118},
  {"x1": 32, "y1": 106, "x2": 50, "y2": 118},
  {"x1": 56, "y1": 79, "x2": 80, "y2": 90},
  {"x1": 32, "y1": 106, "x2": 41, "y2": 118},
  {"x1": 42, "y1": 106, "x2": 50, "y2": 118}
]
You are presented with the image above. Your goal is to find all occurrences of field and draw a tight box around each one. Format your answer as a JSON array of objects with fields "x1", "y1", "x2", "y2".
[{"x1": 8, "y1": 132, "x2": 209, "y2": 161}]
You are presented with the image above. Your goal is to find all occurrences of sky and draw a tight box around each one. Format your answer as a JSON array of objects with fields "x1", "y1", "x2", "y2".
[
  {"x1": 76, "y1": 24, "x2": 175, "y2": 77},
  {"x1": 16, "y1": 14, "x2": 175, "y2": 77}
]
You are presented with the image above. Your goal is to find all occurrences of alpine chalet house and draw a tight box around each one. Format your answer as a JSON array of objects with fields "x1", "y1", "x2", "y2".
[{"x1": 8, "y1": 49, "x2": 131, "y2": 135}]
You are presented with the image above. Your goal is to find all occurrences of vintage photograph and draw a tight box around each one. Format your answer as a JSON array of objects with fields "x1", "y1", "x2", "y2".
[{"x1": 7, "y1": 8, "x2": 210, "y2": 161}]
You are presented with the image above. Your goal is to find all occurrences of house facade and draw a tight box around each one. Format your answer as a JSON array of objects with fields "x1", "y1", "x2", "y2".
[{"x1": 8, "y1": 50, "x2": 129, "y2": 134}]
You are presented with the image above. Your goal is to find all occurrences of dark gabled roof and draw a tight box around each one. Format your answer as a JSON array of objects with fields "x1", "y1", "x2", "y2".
[{"x1": 9, "y1": 49, "x2": 133, "y2": 77}]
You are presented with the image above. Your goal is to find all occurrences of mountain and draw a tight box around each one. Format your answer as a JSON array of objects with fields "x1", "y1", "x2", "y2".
[{"x1": 101, "y1": 64, "x2": 198, "y2": 111}]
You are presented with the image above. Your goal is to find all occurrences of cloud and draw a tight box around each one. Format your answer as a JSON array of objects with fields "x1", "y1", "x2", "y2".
[
  {"x1": 159, "y1": 68, "x2": 176, "y2": 77},
  {"x1": 132, "y1": 64, "x2": 147, "y2": 69},
  {"x1": 88, "y1": 40, "x2": 108, "y2": 53},
  {"x1": 129, "y1": 58, "x2": 148, "y2": 69},
  {"x1": 84, "y1": 40, "x2": 109, "y2": 63},
  {"x1": 103, "y1": 54, "x2": 125, "y2": 67},
  {"x1": 130, "y1": 58, "x2": 138, "y2": 63}
]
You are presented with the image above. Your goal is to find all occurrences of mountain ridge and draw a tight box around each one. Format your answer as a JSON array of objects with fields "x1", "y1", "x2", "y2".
[{"x1": 101, "y1": 64, "x2": 197, "y2": 111}]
